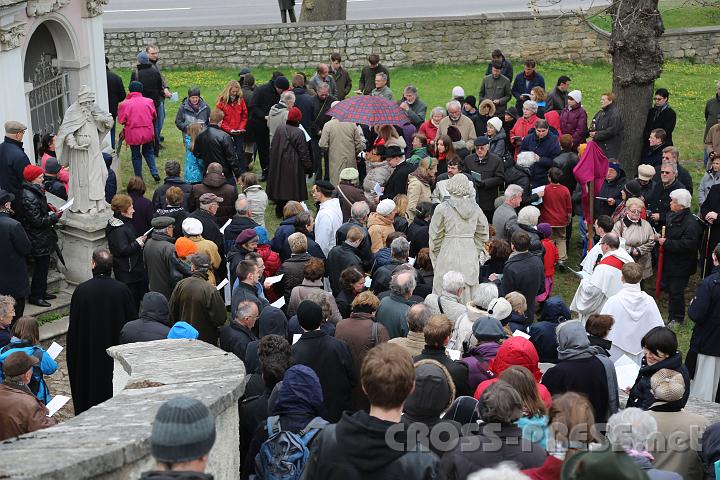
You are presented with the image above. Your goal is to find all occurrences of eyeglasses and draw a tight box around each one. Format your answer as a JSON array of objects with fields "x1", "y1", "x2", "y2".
[
  {"x1": 660, "y1": 171, "x2": 672, "y2": 174},
  {"x1": 627, "y1": 209, "x2": 642, "y2": 214}
]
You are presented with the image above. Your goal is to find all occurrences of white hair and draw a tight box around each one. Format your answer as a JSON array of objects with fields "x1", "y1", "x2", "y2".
[
  {"x1": 606, "y1": 408, "x2": 658, "y2": 452},
  {"x1": 669, "y1": 188, "x2": 691, "y2": 208},
  {"x1": 504, "y1": 184, "x2": 523, "y2": 200},
  {"x1": 390, "y1": 270, "x2": 416, "y2": 296},
  {"x1": 516, "y1": 151, "x2": 538, "y2": 168},
  {"x1": 468, "y1": 462, "x2": 530, "y2": 480},
  {"x1": 518, "y1": 205, "x2": 541, "y2": 227},
  {"x1": 472, "y1": 283, "x2": 498, "y2": 310},
  {"x1": 431, "y1": 106, "x2": 446, "y2": 117},
  {"x1": 523, "y1": 100, "x2": 538, "y2": 113},
  {"x1": 375, "y1": 72, "x2": 388, "y2": 81},
  {"x1": 446, "y1": 100, "x2": 462, "y2": 111},
  {"x1": 281, "y1": 91, "x2": 296, "y2": 103},
  {"x1": 442, "y1": 271, "x2": 466, "y2": 294}
]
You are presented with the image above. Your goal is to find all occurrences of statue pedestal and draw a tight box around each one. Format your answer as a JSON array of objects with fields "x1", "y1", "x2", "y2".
[{"x1": 58, "y1": 209, "x2": 111, "y2": 285}]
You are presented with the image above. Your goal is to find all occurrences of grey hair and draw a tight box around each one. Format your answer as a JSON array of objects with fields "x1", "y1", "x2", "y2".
[
  {"x1": 669, "y1": 188, "x2": 692, "y2": 208},
  {"x1": 523, "y1": 100, "x2": 538, "y2": 113},
  {"x1": 431, "y1": 106, "x2": 446, "y2": 117},
  {"x1": 504, "y1": 184, "x2": 523, "y2": 200},
  {"x1": 390, "y1": 270, "x2": 416, "y2": 296},
  {"x1": 606, "y1": 407, "x2": 658, "y2": 452},
  {"x1": 281, "y1": 91, "x2": 296, "y2": 104},
  {"x1": 0, "y1": 295, "x2": 15, "y2": 320},
  {"x1": 406, "y1": 303, "x2": 432, "y2": 333},
  {"x1": 446, "y1": 100, "x2": 461, "y2": 111},
  {"x1": 516, "y1": 151, "x2": 537, "y2": 168},
  {"x1": 472, "y1": 283, "x2": 498, "y2": 310},
  {"x1": 235, "y1": 195, "x2": 250, "y2": 215},
  {"x1": 404, "y1": 84, "x2": 418, "y2": 95},
  {"x1": 235, "y1": 301, "x2": 257, "y2": 322},
  {"x1": 601, "y1": 232, "x2": 621, "y2": 250},
  {"x1": 350, "y1": 201, "x2": 370, "y2": 221},
  {"x1": 390, "y1": 236, "x2": 410, "y2": 259},
  {"x1": 479, "y1": 381, "x2": 522, "y2": 424},
  {"x1": 661, "y1": 161, "x2": 678, "y2": 174},
  {"x1": 468, "y1": 463, "x2": 530, "y2": 480},
  {"x1": 442, "y1": 271, "x2": 465, "y2": 293},
  {"x1": 375, "y1": 72, "x2": 388, "y2": 81},
  {"x1": 663, "y1": 145, "x2": 680, "y2": 161},
  {"x1": 317, "y1": 82, "x2": 330, "y2": 92},
  {"x1": 518, "y1": 205, "x2": 541, "y2": 227},
  {"x1": 306, "y1": 290, "x2": 332, "y2": 320}
]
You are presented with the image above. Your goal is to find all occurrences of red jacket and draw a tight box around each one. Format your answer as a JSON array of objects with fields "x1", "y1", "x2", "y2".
[
  {"x1": 418, "y1": 120, "x2": 438, "y2": 144},
  {"x1": 540, "y1": 183, "x2": 572, "y2": 227},
  {"x1": 117, "y1": 92, "x2": 157, "y2": 146},
  {"x1": 523, "y1": 455, "x2": 563, "y2": 480},
  {"x1": 541, "y1": 238, "x2": 559, "y2": 277},
  {"x1": 510, "y1": 115, "x2": 538, "y2": 158},
  {"x1": 217, "y1": 99, "x2": 248, "y2": 133},
  {"x1": 474, "y1": 337, "x2": 553, "y2": 409}
]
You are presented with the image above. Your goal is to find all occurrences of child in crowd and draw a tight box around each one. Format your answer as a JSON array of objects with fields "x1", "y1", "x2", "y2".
[
  {"x1": 535, "y1": 223, "x2": 559, "y2": 305},
  {"x1": 539, "y1": 167, "x2": 571, "y2": 269}
]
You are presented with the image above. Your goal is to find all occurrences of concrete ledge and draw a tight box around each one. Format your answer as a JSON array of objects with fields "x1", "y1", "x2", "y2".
[
  {"x1": 0, "y1": 339, "x2": 246, "y2": 479},
  {"x1": 39, "y1": 315, "x2": 70, "y2": 341}
]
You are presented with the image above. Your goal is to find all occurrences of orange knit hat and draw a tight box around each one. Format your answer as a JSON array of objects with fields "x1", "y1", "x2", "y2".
[{"x1": 175, "y1": 237, "x2": 198, "y2": 258}]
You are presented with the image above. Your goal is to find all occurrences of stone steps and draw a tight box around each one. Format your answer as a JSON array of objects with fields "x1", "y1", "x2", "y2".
[{"x1": 25, "y1": 287, "x2": 74, "y2": 319}]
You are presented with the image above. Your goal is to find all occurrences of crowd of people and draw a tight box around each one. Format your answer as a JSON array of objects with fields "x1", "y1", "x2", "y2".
[{"x1": 1, "y1": 42, "x2": 720, "y2": 479}]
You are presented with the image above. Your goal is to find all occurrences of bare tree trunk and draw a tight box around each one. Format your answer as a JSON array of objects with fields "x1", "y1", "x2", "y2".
[
  {"x1": 609, "y1": 0, "x2": 664, "y2": 175},
  {"x1": 300, "y1": 0, "x2": 347, "y2": 21}
]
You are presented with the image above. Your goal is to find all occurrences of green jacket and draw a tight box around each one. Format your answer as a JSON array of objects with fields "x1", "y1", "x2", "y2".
[{"x1": 479, "y1": 74, "x2": 512, "y2": 115}]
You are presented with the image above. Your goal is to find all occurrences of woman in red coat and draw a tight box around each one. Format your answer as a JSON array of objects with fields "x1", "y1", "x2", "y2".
[
  {"x1": 216, "y1": 80, "x2": 248, "y2": 172},
  {"x1": 418, "y1": 106, "x2": 445, "y2": 154}
]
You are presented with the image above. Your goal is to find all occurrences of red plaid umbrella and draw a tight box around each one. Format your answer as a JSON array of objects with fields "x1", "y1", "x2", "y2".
[{"x1": 326, "y1": 95, "x2": 408, "y2": 126}]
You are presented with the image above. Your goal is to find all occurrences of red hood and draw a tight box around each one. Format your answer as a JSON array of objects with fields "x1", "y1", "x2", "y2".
[{"x1": 489, "y1": 337, "x2": 542, "y2": 381}]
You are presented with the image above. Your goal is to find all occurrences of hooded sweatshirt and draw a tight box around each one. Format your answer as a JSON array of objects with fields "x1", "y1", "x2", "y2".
[
  {"x1": 542, "y1": 320, "x2": 619, "y2": 422},
  {"x1": 119, "y1": 292, "x2": 171, "y2": 343},
  {"x1": 602, "y1": 283, "x2": 664, "y2": 362},
  {"x1": 243, "y1": 306, "x2": 289, "y2": 373}
]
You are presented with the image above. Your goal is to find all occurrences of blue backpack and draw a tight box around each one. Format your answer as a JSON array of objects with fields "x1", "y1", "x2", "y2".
[{"x1": 254, "y1": 415, "x2": 328, "y2": 480}]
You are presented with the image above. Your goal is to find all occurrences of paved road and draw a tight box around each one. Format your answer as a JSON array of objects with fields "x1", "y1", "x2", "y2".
[{"x1": 103, "y1": 0, "x2": 605, "y2": 29}]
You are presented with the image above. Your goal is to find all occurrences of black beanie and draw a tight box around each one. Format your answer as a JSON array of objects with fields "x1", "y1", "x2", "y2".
[{"x1": 297, "y1": 300, "x2": 323, "y2": 331}]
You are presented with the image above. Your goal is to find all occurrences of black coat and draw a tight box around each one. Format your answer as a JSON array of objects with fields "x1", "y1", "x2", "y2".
[
  {"x1": 279, "y1": 231, "x2": 325, "y2": 264},
  {"x1": 326, "y1": 243, "x2": 363, "y2": 296},
  {"x1": 277, "y1": 253, "x2": 311, "y2": 302},
  {"x1": 407, "y1": 217, "x2": 430, "y2": 258},
  {"x1": 106, "y1": 68, "x2": 126, "y2": 119},
  {"x1": 0, "y1": 212, "x2": 31, "y2": 298},
  {"x1": 689, "y1": 268, "x2": 720, "y2": 358},
  {"x1": 292, "y1": 330, "x2": 357, "y2": 422},
  {"x1": 247, "y1": 81, "x2": 279, "y2": 141},
  {"x1": 19, "y1": 181, "x2": 57, "y2": 256},
  {"x1": 154, "y1": 205, "x2": 188, "y2": 240},
  {"x1": 662, "y1": 208, "x2": 702, "y2": 278},
  {"x1": 503, "y1": 165, "x2": 540, "y2": 207},
  {"x1": 336, "y1": 220, "x2": 372, "y2": 271},
  {"x1": 595, "y1": 171, "x2": 626, "y2": 218},
  {"x1": 119, "y1": 292, "x2": 171, "y2": 343},
  {"x1": 647, "y1": 178, "x2": 685, "y2": 228},
  {"x1": 223, "y1": 215, "x2": 259, "y2": 252},
  {"x1": 105, "y1": 213, "x2": 145, "y2": 283},
  {"x1": 498, "y1": 251, "x2": 545, "y2": 324},
  {"x1": 0, "y1": 137, "x2": 30, "y2": 202},
  {"x1": 192, "y1": 124, "x2": 241, "y2": 181},
  {"x1": 626, "y1": 352, "x2": 690, "y2": 411},
  {"x1": 701, "y1": 184, "x2": 720, "y2": 277},
  {"x1": 42, "y1": 176, "x2": 67, "y2": 200},
  {"x1": 592, "y1": 102, "x2": 623, "y2": 160},
  {"x1": 67, "y1": 273, "x2": 137, "y2": 415},
  {"x1": 267, "y1": 124, "x2": 312, "y2": 201},
  {"x1": 152, "y1": 176, "x2": 193, "y2": 210},
  {"x1": 542, "y1": 356, "x2": 612, "y2": 423},
  {"x1": 219, "y1": 322, "x2": 258, "y2": 362},
  {"x1": 414, "y1": 346, "x2": 472, "y2": 397},
  {"x1": 381, "y1": 161, "x2": 416, "y2": 200},
  {"x1": 462, "y1": 152, "x2": 505, "y2": 211},
  {"x1": 131, "y1": 63, "x2": 164, "y2": 108},
  {"x1": 643, "y1": 105, "x2": 676, "y2": 149}
]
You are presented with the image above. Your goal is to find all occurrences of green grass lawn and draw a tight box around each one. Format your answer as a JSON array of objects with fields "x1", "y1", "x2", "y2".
[
  {"x1": 114, "y1": 59, "x2": 716, "y2": 354},
  {"x1": 589, "y1": 0, "x2": 720, "y2": 31}
]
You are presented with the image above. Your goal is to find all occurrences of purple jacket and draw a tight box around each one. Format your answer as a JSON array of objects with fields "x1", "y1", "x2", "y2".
[
  {"x1": 400, "y1": 122, "x2": 416, "y2": 157},
  {"x1": 559, "y1": 105, "x2": 588, "y2": 151},
  {"x1": 461, "y1": 341, "x2": 500, "y2": 392},
  {"x1": 129, "y1": 191, "x2": 154, "y2": 236}
]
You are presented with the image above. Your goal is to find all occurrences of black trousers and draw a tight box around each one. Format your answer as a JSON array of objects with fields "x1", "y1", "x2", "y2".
[
  {"x1": 125, "y1": 280, "x2": 147, "y2": 315},
  {"x1": 666, "y1": 274, "x2": 690, "y2": 322},
  {"x1": 256, "y1": 125, "x2": 270, "y2": 174},
  {"x1": 29, "y1": 255, "x2": 50, "y2": 301}
]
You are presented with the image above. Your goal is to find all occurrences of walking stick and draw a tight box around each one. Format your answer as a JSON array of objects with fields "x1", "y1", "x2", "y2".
[
  {"x1": 586, "y1": 180, "x2": 595, "y2": 252},
  {"x1": 702, "y1": 223, "x2": 712, "y2": 279},
  {"x1": 655, "y1": 226, "x2": 666, "y2": 298}
]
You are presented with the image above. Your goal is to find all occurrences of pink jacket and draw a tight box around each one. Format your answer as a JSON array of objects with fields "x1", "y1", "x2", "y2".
[
  {"x1": 117, "y1": 92, "x2": 157, "y2": 146},
  {"x1": 40, "y1": 153, "x2": 69, "y2": 192}
]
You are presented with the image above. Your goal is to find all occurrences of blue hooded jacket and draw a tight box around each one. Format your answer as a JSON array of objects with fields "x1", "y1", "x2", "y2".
[
  {"x1": 529, "y1": 296, "x2": 571, "y2": 363},
  {"x1": 0, "y1": 339, "x2": 58, "y2": 404}
]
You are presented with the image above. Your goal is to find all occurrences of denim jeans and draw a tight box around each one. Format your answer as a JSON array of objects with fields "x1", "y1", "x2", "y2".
[
  {"x1": 157, "y1": 101, "x2": 166, "y2": 139},
  {"x1": 130, "y1": 142, "x2": 158, "y2": 177},
  {"x1": 578, "y1": 214, "x2": 588, "y2": 258},
  {"x1": 232, "y1": 135, "x2": 246, "y2": 173},
  {"x1": 110, "y1": 120, "x2": 116, "y2": 149}
]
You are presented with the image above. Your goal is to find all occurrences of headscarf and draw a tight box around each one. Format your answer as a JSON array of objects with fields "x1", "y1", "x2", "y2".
[{"x1": 556, "y1": 320, "x2": 595, "y2": 361}]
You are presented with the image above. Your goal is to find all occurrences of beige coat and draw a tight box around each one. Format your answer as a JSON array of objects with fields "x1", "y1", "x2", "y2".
[
  {"x1": 612, "y1": 218, "x2": 656, "y2": 279},
  {"x1": 438, "y1": 115, "x2": 477, "y2": 151},
  {"x1": 388, "y1": 330, "x2": 425, "y2": 358},
  {"x1": 407, "y1": 175, "x2": 432, "y2": 221},
  {"x1": 649, "y1": 409, "x2": 708, "y2": 480},
  {"x1": 429, "y1": 196, "x2": 488, "y2": 303},
  {"x1": 243, "y1": 184, "x2": 268, "y2": 227},
  {"x1": 188, "y1": 235, "x2": 222, "y2": 286},
  {"x1": 319, "y1": 118, "x2": 362, "y2": 186},
  {"x1": 367, "y1": 212, "x2": 395, "y2": 253}
]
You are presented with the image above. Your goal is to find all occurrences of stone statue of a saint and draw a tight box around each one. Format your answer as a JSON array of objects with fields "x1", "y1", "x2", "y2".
[{"x1": 56, "y1": 85, "x2": 114, "y2": 213}]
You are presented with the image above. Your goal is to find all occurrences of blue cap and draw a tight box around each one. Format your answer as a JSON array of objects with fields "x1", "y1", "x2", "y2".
[{"x1": 167, "y1": 321, "x2": 199, "y2": 340}]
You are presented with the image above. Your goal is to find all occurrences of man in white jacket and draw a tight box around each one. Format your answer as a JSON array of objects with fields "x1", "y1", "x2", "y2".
[
  {"x1": 571, "y1": 233, "x2": 634, "y2": 323},
  {"x1": 312, "y1": 180, "x2": 343, "y2": 257},
  {"x1": 602, "y1": 262, "x2": 664, "y2": 365}
]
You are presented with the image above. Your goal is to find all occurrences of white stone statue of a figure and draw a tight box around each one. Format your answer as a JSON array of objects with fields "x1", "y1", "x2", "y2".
[{"x1": 56, "y1": 85, "x2": 114, "y2": 213}]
